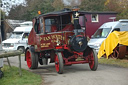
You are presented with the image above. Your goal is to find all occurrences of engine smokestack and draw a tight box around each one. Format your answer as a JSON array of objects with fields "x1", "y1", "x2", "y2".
[
  {"x1": 62, "y1": 0, "x2": 82, "y2": 33},
  {"x1": 72, "y1": 6, "x2": 80, "y2": 29}
]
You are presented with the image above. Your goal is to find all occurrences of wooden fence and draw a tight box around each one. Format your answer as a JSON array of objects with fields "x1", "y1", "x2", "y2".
[{"x1": 0, "y1": 50, "x2": 22, "y2": 77}]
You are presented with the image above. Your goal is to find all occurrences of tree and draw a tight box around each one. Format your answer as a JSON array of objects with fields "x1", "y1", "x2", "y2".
[
  {"x1": 8, "y1": 0, "x2": 54, "y2": 20},
  {"x1": 52, "y1": 0, "x2": 65, "y2": 11},
  {"x1": 0, "y1": 9, "x2": 6, "y2": 40},
  {"x1": 80, "y1": 0, "x2": 106, "y2": 11},
  {"x1": 7, "y1": 0, "x2": 128, "y2": 20},
  {"x1": 8, "y1": 5, "x2": 27, "y2": 20},
  {"x1": 1, "y1": 0, "x2": 26, "y2": 15},
  {"x1": 105, "y1": 0, "x2": 128, "y2": 19},
  {"x1": 53, "y1": 0, "x2": 106, "y2": 11},
  {"x1": 104, "y1": 0, "x2": 121, "y2": 12}
]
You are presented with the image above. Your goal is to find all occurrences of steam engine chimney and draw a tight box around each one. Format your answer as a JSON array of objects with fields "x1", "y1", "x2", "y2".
[{"x1": 72, "y1": 6, "x2": 81, "y2": 30}]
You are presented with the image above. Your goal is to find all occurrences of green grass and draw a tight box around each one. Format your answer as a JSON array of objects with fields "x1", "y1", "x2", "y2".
[
  {"x1": 98, "y1": 58, "x2": 128, "y2": 68},
  {"x1": 0, "y1": 65, "x2": 42, "y2": 85}
]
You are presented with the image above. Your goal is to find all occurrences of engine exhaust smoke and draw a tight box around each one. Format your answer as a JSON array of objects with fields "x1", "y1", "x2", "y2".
[{"x1": 61, "y1": 0, "x2": 82, "y2": 6}]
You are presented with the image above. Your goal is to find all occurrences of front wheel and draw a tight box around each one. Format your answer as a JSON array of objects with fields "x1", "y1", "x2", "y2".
[
  {"x1": 55, "y1": 52, "x2": 64, "y2": 74},
  {"x1": 89, "y1": 49, "x2": 98, "y2": 71},
  {"x1": 26, "y1": 49, "x2": 38, "y2": 69}
]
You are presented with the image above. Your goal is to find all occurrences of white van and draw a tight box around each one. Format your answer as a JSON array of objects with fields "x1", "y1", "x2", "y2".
[
  {"x1": 88, "y1": 19, "x2": 128, "y2": 53},
  {"x1": 20, "y1": 21, "x2": 32, "y2": 27},
  {"x1": 2, "y1": 26, "x2": 32, "y2": 53}
]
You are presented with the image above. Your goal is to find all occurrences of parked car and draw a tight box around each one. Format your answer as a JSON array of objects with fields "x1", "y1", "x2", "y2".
[
  {"x1": 2, "y1": 26, "x2": 32, "y2": 53},
  {"x1": 88, "y1": 19, "x2": 128, "y2": 53}
]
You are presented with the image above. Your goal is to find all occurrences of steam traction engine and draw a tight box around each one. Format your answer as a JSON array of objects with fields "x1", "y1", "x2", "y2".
[{"x1": 25, "y1": 8, "x2": 98, "y2": 74}]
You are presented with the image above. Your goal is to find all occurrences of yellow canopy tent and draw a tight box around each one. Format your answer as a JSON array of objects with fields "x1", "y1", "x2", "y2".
[{"x1": 98, "y1": 31, "x2": 128, "y2": 59}]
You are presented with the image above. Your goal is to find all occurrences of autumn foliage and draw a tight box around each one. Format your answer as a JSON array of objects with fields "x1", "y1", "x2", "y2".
[{"x1": 6, "y1": 0, "x2": 128, "y2": 20}]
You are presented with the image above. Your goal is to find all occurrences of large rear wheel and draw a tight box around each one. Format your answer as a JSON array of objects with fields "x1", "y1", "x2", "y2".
[
  {"x1": 113, "y1": 45, "x2": 126, "y2": 59},
  {"x1": 89, "y1": 49, "x2": 98, "y2": 71},
  {"x1": 55, "y1": 52, "x2": 64, "y2": 74},
  {"x1": 26, "y1": 49, "x2": 38, "y2": 69}
]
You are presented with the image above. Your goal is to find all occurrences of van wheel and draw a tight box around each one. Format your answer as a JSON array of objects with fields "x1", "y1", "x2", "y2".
[{"x1": 18, "y1": 47, "x2": 25, "y2": 53}]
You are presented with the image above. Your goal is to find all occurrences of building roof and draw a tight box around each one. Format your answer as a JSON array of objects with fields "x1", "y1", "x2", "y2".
[
  {"x1": 85, "y1": 11, "x2": 117, "y2": 14},
  {"x1": 6, "y1": 19, "x2": 25, "y2": 30}
]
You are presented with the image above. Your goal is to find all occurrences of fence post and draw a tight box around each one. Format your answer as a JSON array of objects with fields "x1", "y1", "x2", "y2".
[
  {"x1": 19, "y1": 54, "x2": 22, "y2": 77},
  {"x1": 7, "y1": 57, "x2": 11, "y2": 68}
]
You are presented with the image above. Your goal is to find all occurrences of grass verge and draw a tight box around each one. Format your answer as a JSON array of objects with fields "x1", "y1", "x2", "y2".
[
  {"x1": 98, "y1": 58, "x2": 128, "y2": 68},
  {"x1": 0, "y1": 65, "x2": 42, "y2": 85}
]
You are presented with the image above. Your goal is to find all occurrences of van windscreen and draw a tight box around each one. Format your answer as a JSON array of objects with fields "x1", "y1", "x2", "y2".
[
  {"x1": 92, "y1": 28, "x2": 111, "y2": 38},
  {"x1": 10, "y1": 32, "x2": 23, "y2": 39}
]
